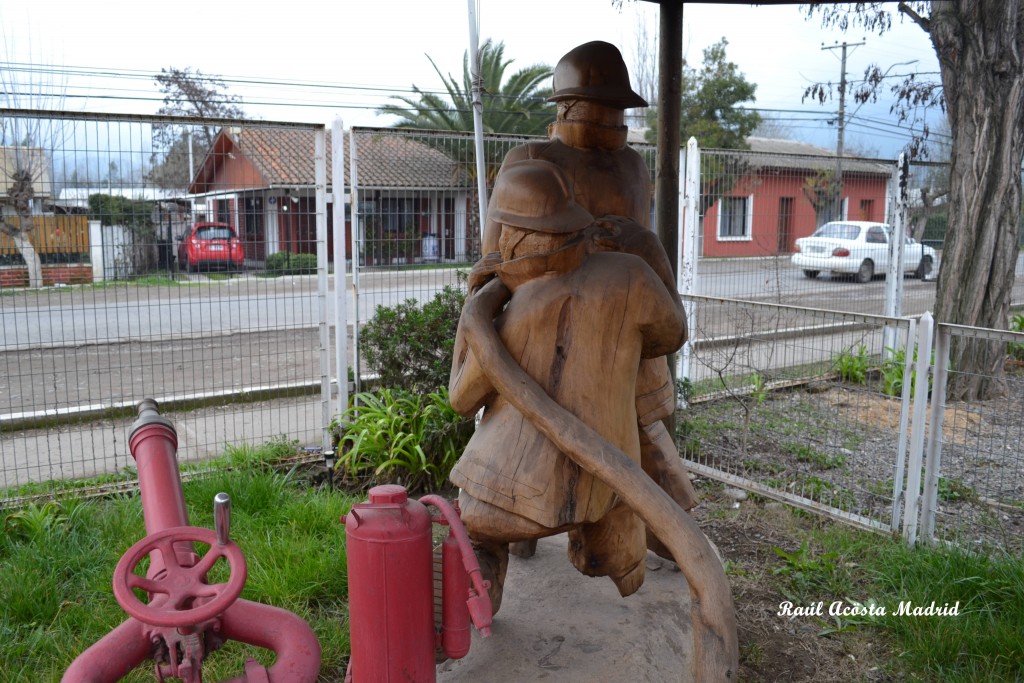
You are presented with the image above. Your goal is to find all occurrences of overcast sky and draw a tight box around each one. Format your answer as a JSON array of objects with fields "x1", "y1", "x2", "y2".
[{"x1": 2, "y1": 1, "x2": 942, "y2": 158}]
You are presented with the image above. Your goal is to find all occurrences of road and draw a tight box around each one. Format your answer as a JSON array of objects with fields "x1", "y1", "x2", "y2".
[
  {"x1": 4, "y1": 254, "x2": 1023, "y2": 348},
  {"x1": 3, "y1": 256, "x2": 1023, "y2": 489}
]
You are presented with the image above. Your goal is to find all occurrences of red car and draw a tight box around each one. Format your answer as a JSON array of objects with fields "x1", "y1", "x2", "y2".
[{"x1": 178, "y1": 222, "x2": 245, "y2": 272}]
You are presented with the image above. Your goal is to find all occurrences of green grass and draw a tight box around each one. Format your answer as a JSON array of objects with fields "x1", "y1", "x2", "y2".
[
  {"x1": 780, "y1": 522, "x2": 1024, "y2": 681},
  {"x1": 1, "y1": 452, "x2": 355, "y2": 681}
]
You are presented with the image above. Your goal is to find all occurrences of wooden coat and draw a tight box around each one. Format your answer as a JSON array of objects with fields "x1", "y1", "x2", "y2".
[{"x1": 449, "y1": 241, "x2": 686, "y2": 529}]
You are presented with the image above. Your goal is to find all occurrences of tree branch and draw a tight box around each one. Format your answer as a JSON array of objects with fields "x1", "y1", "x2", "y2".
[{"x1": 897, "y1": 2, "x2": 930, "y2": 34}]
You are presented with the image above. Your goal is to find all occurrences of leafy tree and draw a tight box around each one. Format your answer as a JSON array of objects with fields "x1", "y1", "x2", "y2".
[
  {"x1": 804, "y1": 2, "x2": 1024, "y2": 400},
  {"x1": 148, "y1": 68, "x2": 246, "y2": 189},
  {"x1": 802, "y1": 169, "x2": 843, "y2": 228},
  {"x1": 645, "y1": 39, "x2": 761, "y2": 221},
  {"x1": 378, "y1": 39, "x2": 554, "y2": 136},
  {"x1": 645, "y1": 39, "x2": 761, "y2": 148}
]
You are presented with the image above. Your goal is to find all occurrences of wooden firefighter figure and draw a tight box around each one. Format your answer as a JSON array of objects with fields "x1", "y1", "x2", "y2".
[
  {"x1": 480, "y1": 40, "x2": 699, "y2": 562},
  {"x1": 449, "y1": 159, "x2": 687, "y2": 611}
]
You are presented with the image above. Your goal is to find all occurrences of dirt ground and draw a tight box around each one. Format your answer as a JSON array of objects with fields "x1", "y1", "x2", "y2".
[{"x1": 691, "y1": 482, "x2": 896, "y2": 683}]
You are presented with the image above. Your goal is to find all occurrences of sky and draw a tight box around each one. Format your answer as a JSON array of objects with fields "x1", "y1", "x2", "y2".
[{"x1": 1, "y1": 1, "x2": 943, "y2": 159}]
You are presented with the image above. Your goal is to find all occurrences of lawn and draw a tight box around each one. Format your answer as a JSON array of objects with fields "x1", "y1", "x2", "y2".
[
  {"x1": 1, "y1": 450, "x2": 354, "y2": 682},
  {"x1": 3, "y1": 441, "x2": 1023, "y2": 682}
]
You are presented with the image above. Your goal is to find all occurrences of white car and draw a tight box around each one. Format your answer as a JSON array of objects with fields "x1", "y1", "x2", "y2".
[{"x1": 792, "y1": 221, "x2": 937, "y2": 283}]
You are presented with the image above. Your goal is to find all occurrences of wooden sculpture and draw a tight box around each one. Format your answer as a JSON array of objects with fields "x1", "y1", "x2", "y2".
[
  {"x1": 483, "y1": 42, "x2": 699, "y2": 558},
  {"x1": 450, "y1": 158, "x2": 738, "y2": 680},
  {"x1": 449, "y1": 42, "x2": 739, "y2": 680}
]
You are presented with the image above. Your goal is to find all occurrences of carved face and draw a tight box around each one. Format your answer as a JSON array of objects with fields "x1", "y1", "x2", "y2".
[
  {"x1": 499, "y1": 225, "x2": 576, "y2": 261},
  {"x1": 557, "y1": 99, "x2": 625, "y2": 127}
]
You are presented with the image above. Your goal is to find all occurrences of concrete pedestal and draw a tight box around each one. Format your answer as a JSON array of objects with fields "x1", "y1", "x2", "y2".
[{"x1": 437, "y1": 534, "x2": 693, "y2": 682}]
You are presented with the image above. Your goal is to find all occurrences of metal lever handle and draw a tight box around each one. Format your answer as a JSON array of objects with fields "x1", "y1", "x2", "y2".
[{"x1": 214, "y1": 492, "x2": 231, "y2": 546}]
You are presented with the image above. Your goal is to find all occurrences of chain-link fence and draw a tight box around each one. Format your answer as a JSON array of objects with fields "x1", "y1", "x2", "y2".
[
  {"x1": 919, "y1": 322, "x2": 1024, "y2": 553},
  {"x1": 679, "y1": 294, "x2": 922, "y2": 533},
  {"x1": 1, "y1": 110, "x2": 332, "y2": 496},
  {"x1": 343, "y1": 127, "x2": 657, "y2": 391}
]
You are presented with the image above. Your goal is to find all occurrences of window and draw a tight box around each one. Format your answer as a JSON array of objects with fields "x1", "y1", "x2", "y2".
[
  {"x1": 717, "y1": 195, "x2": 753, "y2": 240},
  {"x1": 865, "y1": 226, "x2": 888, "y2": 244},
  {"x1": 217, "y1": 199, "x2": 232, "y2": 226}
]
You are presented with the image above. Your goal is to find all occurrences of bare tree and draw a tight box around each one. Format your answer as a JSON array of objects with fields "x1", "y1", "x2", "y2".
[
  {"x1": 148, "y1": 68, "x2": 246, "y2": 190},
  {"x1": 804, "y1": 2, "x2": 1024, "y2": 400},
  {"x1": 627, "y1": 11, "x2": 659, "y2": 129},
  {"x1": 751, "y1": 114, "x2": 794, "y2": 141},
  {"x1": 0, "y1": 38, "x2": 69, "y2": 288}
]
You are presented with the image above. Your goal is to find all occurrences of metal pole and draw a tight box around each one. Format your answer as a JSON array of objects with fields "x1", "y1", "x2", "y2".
[
  {"x1": 332, "y1": 118, "x2": 349, "y2": 419},
  {"x1": 656, "y1": 0, "x2": 683, "y2": 271},
  {"x1": 883, "y1": 154, "x2": 909, "y2": 355},
  {"x1": 467, "y1": 0, "x2": 488, "y2": 239},
  {"x1": 902, "y1": 311, "x2": 934, "y2": 546},
  {"x1": 349, "y1": 129, "x2": 363, "y2": 395},
  {"x1": 920, "y1": 322, "x2": 950, "y2": 543},
  {"x1": 315, "y1": 127, "x2": 331, "y2": 455},
  {"x1": 822, "y1": 41, "x2": 864, "y2": 222},
  {"x1": 679, "y1": 137, "x2": 700, "y2": 389}
]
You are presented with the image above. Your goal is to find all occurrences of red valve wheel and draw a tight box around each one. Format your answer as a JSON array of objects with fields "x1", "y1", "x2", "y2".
[{"x1": 113, "y1": 526, "x2": 247, "y2": 628}]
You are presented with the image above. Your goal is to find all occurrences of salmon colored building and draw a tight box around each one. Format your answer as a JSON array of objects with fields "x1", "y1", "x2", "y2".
[{"x1": 698, "y1": 138, "x2": 892, "y2": 258}]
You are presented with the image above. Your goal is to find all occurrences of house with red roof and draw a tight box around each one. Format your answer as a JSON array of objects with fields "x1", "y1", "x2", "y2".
[{"x1": 187, "y1": 126, "x2": 473, "y2": 265}]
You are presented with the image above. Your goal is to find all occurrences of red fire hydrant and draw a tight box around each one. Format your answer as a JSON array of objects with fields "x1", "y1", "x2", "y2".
[
  {"x1": 63, "y1": 399, "x2": 322, "y2": 683},
  {"x1": 343, "y1": 485, "x2": 492, "y2": 682}
]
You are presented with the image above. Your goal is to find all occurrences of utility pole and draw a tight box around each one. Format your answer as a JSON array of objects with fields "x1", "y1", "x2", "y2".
[{"x1": 822, "y1": 40, "x2": 864, "y2": 222}]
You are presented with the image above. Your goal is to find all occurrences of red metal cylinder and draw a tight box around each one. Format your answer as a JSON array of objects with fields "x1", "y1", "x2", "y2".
[
  {"x1": 344, "y1": 485, "x2": 434, "y2": 682},
  {"x1": 441, "y1": 530, "x2": 471, "y2": 659}
]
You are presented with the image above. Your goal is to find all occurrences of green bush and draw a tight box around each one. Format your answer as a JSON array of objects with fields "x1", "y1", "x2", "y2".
[
  {"x1": 1009, "y1": 313, "x2": 1024, "y2": 361},
  {"x1": 361, "y1": 283, "x2": 466, "y2": 392},
  {"x1": 834, "y1": 344, "x2": 871, "y2": 385},
  {"x1": 332, "y1": 387, "x2": 472, "y2": 492},
  {"x1": 265, "y1": 251, "x2": 318, "y2": 275},
  {"x1": 882, "y1": 345, "x2": 933, "y2": 398}
]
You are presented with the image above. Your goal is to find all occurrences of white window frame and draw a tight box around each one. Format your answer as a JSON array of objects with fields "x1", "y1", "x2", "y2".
[{"x1": 716, "y1": 194, "x2": 753, "y2": 242}]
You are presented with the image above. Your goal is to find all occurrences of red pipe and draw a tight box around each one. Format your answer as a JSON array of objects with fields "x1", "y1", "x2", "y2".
[
  {"x1": 129, "y1": 399, "x2": 195, "y2": 575},
  {"x1": 418, "y1": 495, "x2": 492, "y2": 638},
  {"x1": 64, "y1": 400, "x2": 322, "y2": 682},
  {"x1": 61, "y1": 618, "x2": 152, "y2": 683},
  {"x1": 218, "y1": 599, "x2": 322, "y2": 683}
]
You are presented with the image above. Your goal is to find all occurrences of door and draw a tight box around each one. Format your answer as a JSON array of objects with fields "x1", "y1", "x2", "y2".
[{"x1": 777, "y1": 197, "x2": 794, "y2": 254}]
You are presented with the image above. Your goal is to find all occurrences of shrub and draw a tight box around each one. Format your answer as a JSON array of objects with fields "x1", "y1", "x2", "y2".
[
  {"x1": 1009, "y1": 313, "x2": 1024, "y2": 361},
  {"x1": 332, "y1": 387, "x2": 472, "y2": 492},
  {"x1": 265, "y1": 251, "x2": 318, "y2": 275},
  {"x1": 882, "y1": 345, "x2": 933, "y2": 398},
  {"x1": 361, "y1": 283, "x2": 466, "y2": 392},
  {"x1": 834, "y1": 344, "x2": 871, "y2": 385}
]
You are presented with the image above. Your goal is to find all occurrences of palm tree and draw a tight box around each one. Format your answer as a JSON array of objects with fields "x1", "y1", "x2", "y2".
[{"x1": 379, "y1": 39, "x2": 554, "y2": 136}]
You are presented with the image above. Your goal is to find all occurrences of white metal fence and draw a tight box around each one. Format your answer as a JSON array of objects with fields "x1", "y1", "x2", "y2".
[
  {"x1": 3, "y1": 111, "x2": 1022, "y2": 553},
  {"x1": 1, "y1": 110, "x2": 332, "y2": 494},
  {"x1": 680, "y1": 295, "x2": 923, "y2": 534},
  {"x1": 917, "y1": 322, "x2": 1024, "y2": 552}
]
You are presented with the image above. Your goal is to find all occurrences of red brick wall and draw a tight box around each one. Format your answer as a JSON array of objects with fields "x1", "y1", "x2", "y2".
[{"x1": 0, "y1": 265, "x2": 93, "y2": 288}]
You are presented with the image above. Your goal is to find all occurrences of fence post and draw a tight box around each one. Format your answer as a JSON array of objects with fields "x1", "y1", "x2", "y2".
[
  {"x1": 902, "y1": 311, "x2": 934, "y2": 545},
  {"x1": 316, "y1": 126, "x2": 332, "y2": 455},
  {"x1": 920, "y1": 322, "x2": 950, "y2": 543},
  {"x1": 678, "y1": 137, "x2": 700, "y2": 392},
  {"x1": 349, "y1": 129, "x2": 364, "y2": 394},
  {"x1": 889, "y1": 316, "x2": 917, "y2": 532},
  {"x1": 883, "y1": 155, "x2": 908, "y2": 355},
  {"x1": 332, "y1": 118, "x2": 350, "y2": 420}
]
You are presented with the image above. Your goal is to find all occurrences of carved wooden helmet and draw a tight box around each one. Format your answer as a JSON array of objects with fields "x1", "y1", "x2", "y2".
[
  {"x1": 548, "y1": 41, "x2": 648, "y2": 109},
  {"x1": 488, "y1": 160, "x2": 593, "y2": 234}
]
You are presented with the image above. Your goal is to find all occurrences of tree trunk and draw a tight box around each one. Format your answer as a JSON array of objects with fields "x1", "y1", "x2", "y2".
[
  {"x1": 0, "y1": 221, "x2": 44, "y2": 289},
  {"x1": 930, "y1": 0, "x2": 1024, "y2": 400}
]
